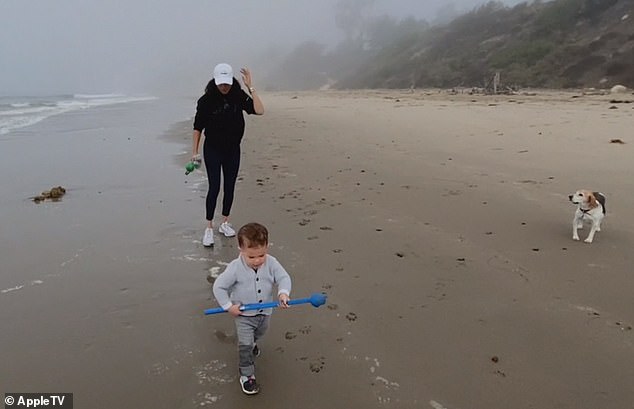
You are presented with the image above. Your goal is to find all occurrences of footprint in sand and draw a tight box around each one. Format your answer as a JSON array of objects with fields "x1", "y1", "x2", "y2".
[
  {"x1": 285, "y1": 331, "x2": 297, "y2": 340},
  {"x1": 149, "y1": 362, "x2": 169, "y2": 376},
  {"x1": 193, "y1": 392, "x2": 221, "y2": 406},
  {"x1": 309, "y1": 357, "x2": 326, "y2": 373},
  {"x1": 194, "y1": 360, "x2": 231, "y2": 385},
  {"x1": 327, "y1": 303, "x2": 338, "y2": 311},
  {"x1": 214, "y1": 330, "x2": 236, "y2": 344},
  {"x1": 346, "y1": 312, "x2": 358, "y2": 322},
  {"x1": 299, "y1": 326, "x2": 312, "y2": 335},
  {"x1": 442, "y1": 189, "x2": 462, "y2": 197},
  {"x1": 494, "y1": 369, "x2": 507, "y2": 377},
  {"x1": 428, "y1": 292, "x2": 447, "y2": 301},
  {"x1": 206, "y1": 266, "x2": 223, "y2": 284},
  {"x1": 208, "y1": 266, "x2": 222, "y2": 279},
  {"x1": 614, "y1": 321, "x2": 633, "y2": 331}
]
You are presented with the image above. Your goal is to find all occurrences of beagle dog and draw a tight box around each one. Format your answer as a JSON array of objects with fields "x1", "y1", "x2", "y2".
[{"x1": 568, "y1": 190, "x2": 606, "y2": 243}]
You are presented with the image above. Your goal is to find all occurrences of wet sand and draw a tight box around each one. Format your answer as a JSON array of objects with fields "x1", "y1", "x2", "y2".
[{"x1": 1, "y1": 90, "x2": 633, "y2": 408}]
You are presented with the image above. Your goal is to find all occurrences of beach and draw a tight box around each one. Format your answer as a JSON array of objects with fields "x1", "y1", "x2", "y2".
[{"x1": 1, "y1": 89, "x2": 633, "y2": 408}]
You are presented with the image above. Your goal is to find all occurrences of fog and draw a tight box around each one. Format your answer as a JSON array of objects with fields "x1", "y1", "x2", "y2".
[{"x1": 0, "y1": 0, "x2": 525, "y2": 96}]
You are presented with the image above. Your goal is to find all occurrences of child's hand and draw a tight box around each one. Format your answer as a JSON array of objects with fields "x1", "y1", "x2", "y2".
[
  {"x1": 278, "y1": 293, "x2": 290, "y2": 308},
  {"x1": 228, "y1": 304, "x2": 242, "y2": 317}
]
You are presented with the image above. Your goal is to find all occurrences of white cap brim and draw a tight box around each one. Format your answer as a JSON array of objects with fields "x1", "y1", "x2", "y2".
[{"x1": 214, "y1": 74, "x2": 233, "y2": 85}]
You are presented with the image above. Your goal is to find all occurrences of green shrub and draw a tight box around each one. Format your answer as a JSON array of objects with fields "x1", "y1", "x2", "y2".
[
  {"x1": 490, "y1": 40, "x2": 555, "y2": 68},
  {"x1": 534, "y1": 0, "x2": 580, "y2": 34}
]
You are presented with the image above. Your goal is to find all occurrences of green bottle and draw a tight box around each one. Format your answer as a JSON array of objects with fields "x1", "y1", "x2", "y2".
[{"x1": 185, "y1": 159, "x2": 201, "y2": 175}]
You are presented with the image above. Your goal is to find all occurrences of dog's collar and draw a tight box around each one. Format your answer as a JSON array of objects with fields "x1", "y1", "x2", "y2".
[{"x1": 580, "y1": 208, "x2": 593, "y2": 217}]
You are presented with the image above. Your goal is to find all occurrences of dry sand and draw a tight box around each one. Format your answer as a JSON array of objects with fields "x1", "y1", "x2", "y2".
[{"x1": 2, "y1": 89, "x2": 633, "y2": 408}]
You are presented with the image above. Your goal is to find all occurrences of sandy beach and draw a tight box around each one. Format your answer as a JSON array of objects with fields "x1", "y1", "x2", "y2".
[{"x1": 2, "y1": 89, "x2": 633, "y2": 408}]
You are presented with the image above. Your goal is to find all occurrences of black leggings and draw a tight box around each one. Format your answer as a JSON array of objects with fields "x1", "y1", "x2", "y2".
[{"x1": 203, "y1": 144, "x2": 241, "y2": 221}]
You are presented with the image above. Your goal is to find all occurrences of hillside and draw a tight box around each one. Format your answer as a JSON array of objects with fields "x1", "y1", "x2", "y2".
[{"x1": 334, "y1": 0, "x2": 634, "y2": 90}]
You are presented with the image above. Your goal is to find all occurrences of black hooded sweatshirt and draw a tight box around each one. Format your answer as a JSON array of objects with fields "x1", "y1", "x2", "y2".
[{"x1": 193, "y1": 78, "x2": 256, "y2": 149}]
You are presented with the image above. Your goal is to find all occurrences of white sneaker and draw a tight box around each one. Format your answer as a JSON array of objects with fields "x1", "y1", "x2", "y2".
[
  {"x1": 202, "y1": 228, "x2": 214, "y2": 247},
  {"x1": 219, "y1": 222, "x2": 236, "y2": 237}
]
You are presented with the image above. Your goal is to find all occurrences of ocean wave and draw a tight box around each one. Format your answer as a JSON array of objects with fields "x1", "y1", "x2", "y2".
[
  {"x1": 0, "y1": 94, "x2": 157, "y2": 135},
  {"x1": 10, "y1": 102, "x2": 30, "y2": 108},
  {"x1": 74, "y1": 93, "x2": 126, "y2": 99}
]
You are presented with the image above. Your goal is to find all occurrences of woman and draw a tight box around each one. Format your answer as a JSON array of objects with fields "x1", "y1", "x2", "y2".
[{"x1": 192, "y1": 63, "x2": 264, "y2": 246}]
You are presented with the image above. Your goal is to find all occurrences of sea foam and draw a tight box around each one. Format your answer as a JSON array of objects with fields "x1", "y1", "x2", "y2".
[{"x1": 0, "y1": 93, "x2": 157, "y2": 135}]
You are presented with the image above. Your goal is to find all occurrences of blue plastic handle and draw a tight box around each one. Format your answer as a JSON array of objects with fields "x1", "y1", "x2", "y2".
[{"x1": 204, "y1": 292, "x2": 327, "y2": 315}]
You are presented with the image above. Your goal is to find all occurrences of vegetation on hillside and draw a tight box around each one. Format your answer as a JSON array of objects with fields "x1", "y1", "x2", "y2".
[{"x1": 264, "y1": 0, "x2": 634, "y2": 90}]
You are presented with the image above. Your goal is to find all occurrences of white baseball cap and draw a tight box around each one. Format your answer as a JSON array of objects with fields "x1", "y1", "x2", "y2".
[{"x1": 213, "y1": 63, "x2": 233, "y2": 85}]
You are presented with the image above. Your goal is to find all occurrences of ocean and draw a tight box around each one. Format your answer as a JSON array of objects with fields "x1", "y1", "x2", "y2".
[
  {"x1": 0, "y1": 93, "x2": 195, "y2": 193},
  {"x1": 0, "y1": 92, "x2": 198, "y2": 281},
  {"x1": 0, "y1": 93, "x2": 167, "y2": 136}
]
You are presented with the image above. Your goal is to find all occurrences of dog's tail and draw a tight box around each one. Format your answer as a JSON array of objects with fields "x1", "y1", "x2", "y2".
[{"x1": 593, "y1": 192, "x2": 606, "y2": 214}]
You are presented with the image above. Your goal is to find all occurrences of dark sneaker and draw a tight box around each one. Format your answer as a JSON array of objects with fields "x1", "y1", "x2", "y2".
[
  {"x1": 253, "y1": 344, "x2": 260, "y2": 357},
  {"x1": 240, "y1": 375, "x2": 259, "y2": 395}
]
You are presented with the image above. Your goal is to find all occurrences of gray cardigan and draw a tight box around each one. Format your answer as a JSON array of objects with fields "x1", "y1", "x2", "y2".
[{"x1": 212, "y1": 254, "x2": 292, "y2": 316}]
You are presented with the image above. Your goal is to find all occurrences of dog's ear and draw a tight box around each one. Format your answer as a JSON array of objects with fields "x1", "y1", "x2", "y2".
[{"x1": 588, "y1": 193, "x2": 597, "y2": 208}]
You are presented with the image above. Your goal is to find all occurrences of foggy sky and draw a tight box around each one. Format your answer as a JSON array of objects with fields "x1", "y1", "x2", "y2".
[{"x1": 1, "y1": 0, "x2": 525, "y2": 96}]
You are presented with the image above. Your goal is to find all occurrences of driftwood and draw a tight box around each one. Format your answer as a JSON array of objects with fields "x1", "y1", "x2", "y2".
[{"x1": 481, "y1": 72, "x2": 519, "y2": 95}]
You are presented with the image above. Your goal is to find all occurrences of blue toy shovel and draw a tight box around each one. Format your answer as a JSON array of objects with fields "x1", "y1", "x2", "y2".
[{"x1": 204, "y1": 292, "x2": 327, "y2": 315}]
